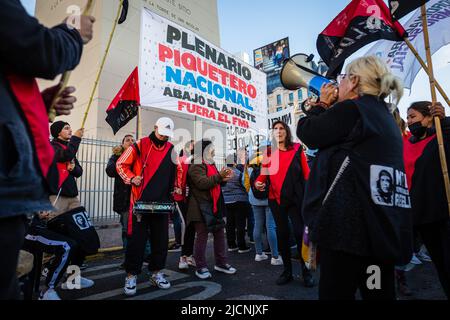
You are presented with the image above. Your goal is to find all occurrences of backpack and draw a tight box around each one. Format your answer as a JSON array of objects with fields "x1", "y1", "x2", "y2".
[{"x1": 250, "y1": 166, "x2": 269, "y2": 200}]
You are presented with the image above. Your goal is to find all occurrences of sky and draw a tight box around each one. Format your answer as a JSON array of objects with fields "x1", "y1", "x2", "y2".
[
  {"x1": 218, "y1": 0, "x2": 450, "y2": 117},
  {"x1": 20, "y1": 0, "x2": 450, "y2": 117}
]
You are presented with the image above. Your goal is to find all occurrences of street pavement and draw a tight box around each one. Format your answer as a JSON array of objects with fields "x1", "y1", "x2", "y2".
[{"x1": 52, "y1": 240, "x2": 447, "y2": 301}]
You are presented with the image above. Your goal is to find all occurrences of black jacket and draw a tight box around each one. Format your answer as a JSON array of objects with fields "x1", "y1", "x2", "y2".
[
  {"x1": 0, "y1": 0, "x2": 83, "y2": 218},
  {"x1": 50, "y1": 137, "x2": 83, "y2": 197},
  {"x1": 299, "y1": 96, "x2": 413, "y2": 265},
  {"x1": 406, "y1": 119, "x2": 450, "y2": 225},
  {"x1": 106, "y1": 147, "x2": 132, "y2": 213}
]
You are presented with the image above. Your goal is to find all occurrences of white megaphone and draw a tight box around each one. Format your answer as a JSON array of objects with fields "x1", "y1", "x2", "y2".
[{"x1": 280, "y1": 53, "x2": 332, "y2": 96}]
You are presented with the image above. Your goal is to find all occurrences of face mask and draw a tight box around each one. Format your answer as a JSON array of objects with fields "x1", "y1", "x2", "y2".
[{"x1": 409, "y1": 122, "x2": 427, "y2": 138}]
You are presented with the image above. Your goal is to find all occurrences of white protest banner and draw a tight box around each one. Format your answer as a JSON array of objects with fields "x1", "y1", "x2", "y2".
[
  {"x1": 367, "y1": 0, "x2": 450, "y2": 89},
  {"x1": 267, "y1": 106, "x2": 299, "y2": 142},
  {"x1": 139, "y1": 8, "x2": 268, "y2": 131}
]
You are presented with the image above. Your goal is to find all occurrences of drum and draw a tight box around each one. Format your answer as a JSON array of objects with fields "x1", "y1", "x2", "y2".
[
  {"x1": 47, "y1": 207, "x2": 100, "y2": 255},
  {"x1": 133, "y1": 201, "x2": 176, "y2": 216}
]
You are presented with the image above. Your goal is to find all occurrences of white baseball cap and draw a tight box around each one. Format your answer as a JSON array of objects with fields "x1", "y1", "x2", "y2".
[{"x1": 155, "y1": 117, "x2": 174, "y2": 138}]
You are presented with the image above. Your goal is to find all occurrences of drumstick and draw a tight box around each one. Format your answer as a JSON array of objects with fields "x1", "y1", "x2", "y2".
[{"x1": 53, "y1": 188, "x2": 63, "y2": 207}]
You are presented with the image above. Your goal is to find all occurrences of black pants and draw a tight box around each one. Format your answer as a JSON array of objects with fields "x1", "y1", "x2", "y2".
[
  {"x1": 0, "y1": 215, "x2": 27, "y2": 300},
  {"x1": 417, "y1": 221, "x2": 450, "y2": 299},
  {"x1": 125, "y1": 213, "x2": 169, "y2": 275},
  {"x1": 269, "y1": 200, "x2": 305, "y2": 273},
  {"x1": 23, "y1": 226, "x2": 86, "y2": 289},
  {"x1": 319, "y1": 248, "x2": 396, "y2": 300},
  {"x1": 177, "y1": 201, "x2": 196, "y2": 257},
  {"x1": 225, "y1": 202, "x2": 250, "y2": 250}
]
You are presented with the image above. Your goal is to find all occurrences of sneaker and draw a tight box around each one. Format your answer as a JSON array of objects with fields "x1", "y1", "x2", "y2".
[
  {"x1": 214, "y1": 264, "x2": 237, "y2": 275},
  {"x1": 302, "y1": 267, "x2": 315, "y2": 288},
  {"x1": 124, "y1": 275, "x2": 137, "y2": 296},
  {"x1": 416, "y1": 251, "x2": 432, "y2": 262},
  {"x1": 410, "y1": 254, "x2": 423, "y2": 265},
  {"x1": 255, "y1": 253, "x2": 269, "y2": 262},
  {"x1": 249, "y1": 239, "x2": 255, "y2": 244},
  {"x1": 61, "y1": 277, "x2": 94, "y2": 290},
  {"x1": 150, "y1": 272, "x2": 171, "y2": 289},
  {"x1": 195, "y1": 268, "x2": 212, "y2": 279},
  {"x1": 228, "y1": 246, "x2": 238, "y2": 252},
  {"x1": 271, "y1": 257, "x2": 283, "y2": 266},
  {"x1": 80, "y1": 263, "x2": 88, "y2": 270},
  {"x1": 238, "y1": 247, "x2": 252, "y2": 254},
  {"x1": 179, "y1": 256, "x2": 189, "y2": 270},
  {"x1": 168, "y1": 243, "x2": 182, "y2": 252},
  {"x1": 276, "y1": 271, "x2": 293, "y2": 285},
  {"x1": 39, "y1": 288, "x2": 61, "y2": 301},
  {"x1": 186, "y1": 256, "x2": 196, "y2": 267}
]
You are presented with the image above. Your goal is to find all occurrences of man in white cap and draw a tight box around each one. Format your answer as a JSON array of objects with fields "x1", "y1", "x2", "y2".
[{"x1": 117, "y1": 117, "x2": 181, "y2": 295}]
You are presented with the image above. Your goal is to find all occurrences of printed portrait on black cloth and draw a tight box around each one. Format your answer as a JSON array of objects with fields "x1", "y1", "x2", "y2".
[{"x1": 371, "y1": 166, "x2": 395, "y2": 207}]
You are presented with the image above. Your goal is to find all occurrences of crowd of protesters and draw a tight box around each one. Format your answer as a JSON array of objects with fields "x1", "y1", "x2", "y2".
[{"x1": 0, "y1": 0, "x2": 449, "y2": 302}]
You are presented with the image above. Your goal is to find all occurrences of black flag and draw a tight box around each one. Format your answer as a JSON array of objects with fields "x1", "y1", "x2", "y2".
[
  {"x1": 389, "y1": 0, "x2": 430, "y2": 20},
  {"x1": 118, "y1": 0, "x2": 129, "y2": 24},
  {"x1": 106, "y1": 67, "x2": 140, "y2": 134},
  {"x1": 317, "y1": 0, "x2": 407, "y2": 78}
]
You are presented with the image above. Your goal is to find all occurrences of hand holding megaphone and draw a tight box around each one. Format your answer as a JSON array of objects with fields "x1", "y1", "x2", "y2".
[{"x1": 319, "y1": 83, "x2": 339, "y2": 108}]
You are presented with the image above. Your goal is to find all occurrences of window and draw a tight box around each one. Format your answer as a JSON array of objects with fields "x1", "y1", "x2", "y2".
[
  {"x1": 277, "y1": 107, "x2": 283, "y2": 112},
  {"x1": 298, "y1": 90, "x2": 303, "y2": 101},
  {"x1": 289, "y1": 93, "x2": 294, "y2": 103},
  {"x1": 276, "y1": 95, "x2": 282, "y2": 106}
]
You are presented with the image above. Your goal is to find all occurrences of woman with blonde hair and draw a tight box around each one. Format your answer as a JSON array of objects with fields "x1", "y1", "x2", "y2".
[{"x1": 297, "y1": 56, "x2": 413, "y2": 300}]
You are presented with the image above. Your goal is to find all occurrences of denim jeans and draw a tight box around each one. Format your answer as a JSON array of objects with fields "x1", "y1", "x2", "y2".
[{"x1": 252, "y1": 205, "x2": 279, "y2": 258}]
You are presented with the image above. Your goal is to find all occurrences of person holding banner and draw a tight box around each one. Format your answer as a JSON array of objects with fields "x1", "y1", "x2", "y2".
[
  {"x1": 255, "y1": 121, "x2": 314, "y2": 287},
  {"x1": 297, "y1": 56, "x2": 412, "y2": 300},
  {"x1": 404, "y1": 101, "x2": 450, "y2": 298},
  {"x1": 0, "y1": 0, "x2": 94, "y2": 299},
  {"x1": 116, "y1": 117, "x2": 179, "y2": 295},
  {"x1": 48, "y1": 122, "x2": 84, "y2": 217}
]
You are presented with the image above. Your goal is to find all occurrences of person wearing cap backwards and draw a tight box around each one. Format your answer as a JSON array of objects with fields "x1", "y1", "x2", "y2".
[
  {"x1": 48, "y1": 121, "x2": 84, "y2": 218},
  {"x1": 116, "y1": 117, "x2": 181, "y2": 295}
]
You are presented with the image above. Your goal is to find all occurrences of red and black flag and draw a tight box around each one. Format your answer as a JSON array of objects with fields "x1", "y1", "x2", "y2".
[
  {"x1": 389, "y1": 0, "x2": 430, "y2": 20},
  {"x1": 317, "y1": 0, "x2": 407, "y2": 78},
  {"x1": 106, "y1": 67, "x2": 140, "y2": 135}
]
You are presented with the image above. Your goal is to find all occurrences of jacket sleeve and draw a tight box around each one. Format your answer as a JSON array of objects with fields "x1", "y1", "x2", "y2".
[
  {"x1": 70, "y1": 158, "x2": 83, "y2": 178},
  {"x1": 116, "y1": 143, "x2": 138, "y2": 185},
  {"x1": 106, "y1": 155, "x2": 119, "y2": 178},
  {"x1": 188, "y1": 164, "x2": 223, "y2": 191},
  {"x1": 296, "y1": 100, "x2": 360, "y2": 150},
  {"x1": 53, "y1": 136, "x2": 81, "y2": 163},
  {"x1": 0, "y1": 1, "x2": 83, "y2": 79}
]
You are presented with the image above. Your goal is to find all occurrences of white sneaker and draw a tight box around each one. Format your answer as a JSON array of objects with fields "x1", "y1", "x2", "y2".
[
  {"x1": 255, "y1": 253, "x2": 269, "y2": 262},
  {"x1": 417, "y1": 251, "x2": 432, "y2": 262},
  {"x1": 214, "y1": 264, "x2": 237, "y2": 275},
  {"x1": 411, "y1": 254, "x2": 423, "y2": 265},
  {"x1": 124, "y1": 275, "x2": 137, "y2": 296},
  {"x1": 271, "y1": 257, "x2": 283, "y2": 266},
  {"x1": 179, "y1": 256, "x2": 189, "y2": 270},
  {"x1": 150, "y1": 272, "x2": 171, "y2": 290},
  {"x1": 187, "y1": 256, "x2": 196, "y2": 267},
  {"x1": 61, "y1": 276, "x2": 94, "y2": 290},
  {"x1": 39, "y1": 288, "x2": 61, "y2": 301},
  {"x1": 195, "y1": 268, "x2": 212, "y2": 279}
]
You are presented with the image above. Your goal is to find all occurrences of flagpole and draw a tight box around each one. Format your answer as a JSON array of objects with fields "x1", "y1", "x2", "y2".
[
  {"x1": 48, "y1": 0, "x2": 96, "y2": 122},
  {"x1": 420, "y1": 4, "x2": 450, "y2": 216},
  {"x1": 80, "y1": 0, "x2": 125, "y2": 129}
]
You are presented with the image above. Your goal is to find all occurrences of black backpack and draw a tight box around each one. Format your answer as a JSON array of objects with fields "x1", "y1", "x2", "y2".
[{"x1": 250, "y1": 166, "x2": 269, "y2": 200}]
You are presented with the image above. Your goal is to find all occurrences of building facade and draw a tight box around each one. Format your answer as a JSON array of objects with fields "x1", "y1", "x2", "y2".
[{"x1": 36, "y1": 0, "x2": 221, "y2": 143}]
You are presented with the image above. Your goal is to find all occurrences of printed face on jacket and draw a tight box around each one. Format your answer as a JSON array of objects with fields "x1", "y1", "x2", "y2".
[{"x1": 370, "y1": 165, "x2": 411, "y2": 209}]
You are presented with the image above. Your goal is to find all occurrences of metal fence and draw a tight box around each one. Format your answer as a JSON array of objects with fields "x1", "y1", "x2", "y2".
[
  {"x1": 76, "y1": 138, "x2": 227, "y2": 224},
  {"x1": 77, "y1": 138, "x2": 118, "y2": 224}
]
